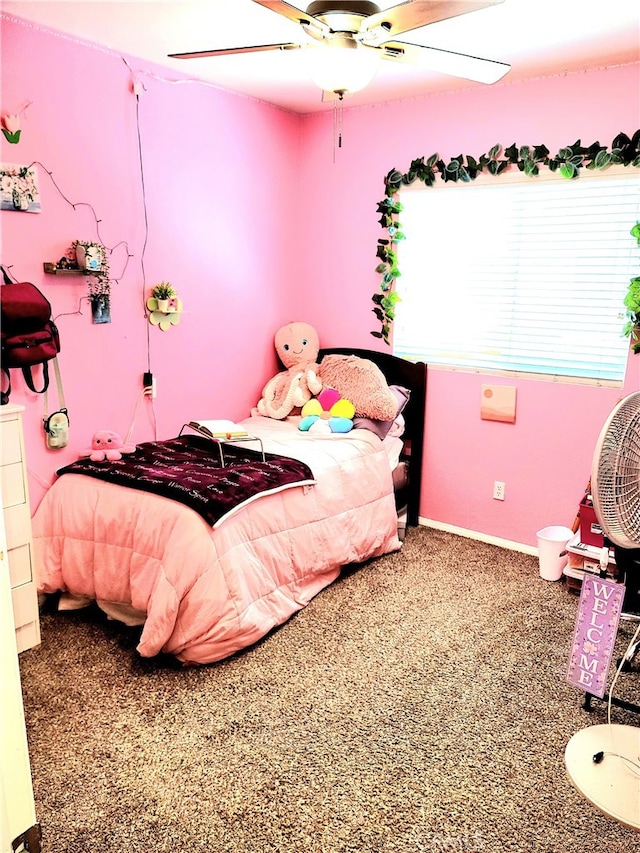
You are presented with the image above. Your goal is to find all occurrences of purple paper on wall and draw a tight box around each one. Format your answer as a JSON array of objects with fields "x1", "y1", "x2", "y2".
[{"x1": 566, "y1": 575, "x2": 624, "y2": 698}]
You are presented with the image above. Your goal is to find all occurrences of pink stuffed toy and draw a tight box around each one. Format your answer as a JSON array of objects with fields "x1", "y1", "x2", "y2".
[
  {"x1": 84, "y1": 430, "x2": 136, "y2": 462},
  {"x1": 256, "y1": 321, "x2": 323, "y2": 420}
]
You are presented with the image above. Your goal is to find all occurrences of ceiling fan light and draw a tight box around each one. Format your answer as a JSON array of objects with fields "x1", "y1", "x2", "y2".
[{"x1": 304, "y1": 39, "x2": 381, "y2": 94}]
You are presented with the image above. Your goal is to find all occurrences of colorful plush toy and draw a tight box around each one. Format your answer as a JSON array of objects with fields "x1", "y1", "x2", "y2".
[
  {"x1": 256, "y1": 321, "x2": 323, "y2": 420},
  {"x1": 299, "y1": 388, "x2": 355, "y2": 434},
  {"x1": 83, "y1": 430, "x2": 136, "y2": 462}
]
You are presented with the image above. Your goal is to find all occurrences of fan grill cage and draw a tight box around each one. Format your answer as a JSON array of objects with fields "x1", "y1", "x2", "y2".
[{"x1": 591, "y1": 392, "x2": 640, "y2": 550}]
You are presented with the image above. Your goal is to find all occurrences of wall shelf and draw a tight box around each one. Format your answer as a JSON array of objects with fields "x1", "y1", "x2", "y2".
[
  {"x1": 43, "y1": 262, "x2": 96, "y2": 276},
  {"x1": 147, "y1": 296, "x2": 182, "y2": 331}
]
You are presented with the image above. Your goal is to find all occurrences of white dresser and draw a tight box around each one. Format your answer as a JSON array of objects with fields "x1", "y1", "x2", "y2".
[{"x1": 1, "y1": 404, "x2": 41, "y2": 652}]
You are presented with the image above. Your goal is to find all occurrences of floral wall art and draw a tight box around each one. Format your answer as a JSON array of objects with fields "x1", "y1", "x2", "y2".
[{"x1": 0, "y1": 162, "x2": 41, "y2": 212}]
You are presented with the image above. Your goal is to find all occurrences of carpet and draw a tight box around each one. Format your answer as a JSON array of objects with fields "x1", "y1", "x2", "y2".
[{"x1": 18, "y1": 527, "x2": 640, "y2": 852}]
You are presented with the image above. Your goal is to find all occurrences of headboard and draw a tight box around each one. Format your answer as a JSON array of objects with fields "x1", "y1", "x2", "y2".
[{"x1": 318, "y1": 347, "x2": 427, "y2": 527}]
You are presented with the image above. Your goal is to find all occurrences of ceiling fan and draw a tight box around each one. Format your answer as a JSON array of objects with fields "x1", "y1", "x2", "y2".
[{"x1": 168, "y1": 0, "x2": 511, "y2": 96}]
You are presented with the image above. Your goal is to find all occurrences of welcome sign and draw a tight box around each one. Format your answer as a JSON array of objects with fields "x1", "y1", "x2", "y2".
[{"x1": 566, "y1": 576, "x2": 625, "y2": 698}]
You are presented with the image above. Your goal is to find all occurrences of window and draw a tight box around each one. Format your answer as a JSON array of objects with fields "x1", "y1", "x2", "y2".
[{"x1": 393, "y1": 169, "x2": 640, "y2": 383}]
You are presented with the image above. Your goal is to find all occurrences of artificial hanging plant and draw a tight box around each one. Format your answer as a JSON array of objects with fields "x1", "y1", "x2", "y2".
[
  {"x1": 71, "y1": 240, "x2": 111, "y2": 306},
  {"x1": 151, "y1": 281, "x2": 177, "y2": 301},
  {"x1": 622, "y1": 221, "x2": 640, "y2": 352},
  {"x1": 72, "y1": 239, "x2": 111, "y2": 322},
  {"x1": 372, "y1": 130, "x2": 640, "y2": 345}
]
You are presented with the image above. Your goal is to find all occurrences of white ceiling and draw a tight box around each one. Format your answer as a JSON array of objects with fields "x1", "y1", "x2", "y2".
[{"x1": 2, "y1": 0, "x2": 639, "y2": 114}]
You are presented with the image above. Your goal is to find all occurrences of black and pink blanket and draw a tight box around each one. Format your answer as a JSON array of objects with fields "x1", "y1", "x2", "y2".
[{"x1": 57, "y1": 435, "x2": 315, "y2": 527}]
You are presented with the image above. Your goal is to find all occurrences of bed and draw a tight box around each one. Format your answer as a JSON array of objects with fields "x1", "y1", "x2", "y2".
[{"x1": 33, "y1": 348, "x2": 426, "y2": 665}]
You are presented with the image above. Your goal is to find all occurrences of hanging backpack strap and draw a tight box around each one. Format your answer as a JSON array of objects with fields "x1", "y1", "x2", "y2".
[
  {"x1": 42, "y1": 357, "x2": 66, "y2": 425},
  {"x1": 1, "y1": 367, "x2": 10, "y2": 406},
  {"x1": 42, "y1": 357, "x2": 69, "y2": 449},
  {"x1": 22, "y1": 360, "x2": 50, "y2": 394}
]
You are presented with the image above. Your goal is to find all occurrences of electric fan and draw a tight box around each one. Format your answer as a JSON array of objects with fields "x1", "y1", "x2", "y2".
[{"x1": 590, "y1": 391, "x2": 640, "y2": 626}]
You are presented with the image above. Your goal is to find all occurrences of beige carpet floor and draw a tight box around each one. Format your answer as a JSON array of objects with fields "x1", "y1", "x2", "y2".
[{"x1": 18, "y1": 527, "x2": 640, "y2": 852}]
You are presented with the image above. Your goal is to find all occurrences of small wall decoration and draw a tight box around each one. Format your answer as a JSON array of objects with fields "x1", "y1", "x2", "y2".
[
  {"x1": 147, "y1": 282, "x2": 182, "y2": 331},
  {"x1": 0, "y1": 162, "x2": 41, "y2": 212},
  {"x1": 1, "y1": 113, "x2": 21, "y2": 144},
  {"x1": 75, "y1": 241, "x2": 105, "y2": 272},
  {"x1": 481, "y1": 385, "x2": 517, "y2": 423},
  {"x1": 565, "y1": 575, "x2": 624, "y2": 698},
  {"x1": 72, "y1": 240, "x2": 112, "y2": 325},
  {"x1": 91, "y1": 294, "x2": 111, "y2": 325}
]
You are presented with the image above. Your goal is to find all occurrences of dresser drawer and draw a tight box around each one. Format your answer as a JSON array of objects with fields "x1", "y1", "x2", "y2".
[
  {"x1": 1, "y1": 417, "x2": 22, "y2": 465},
  {"x1": 2, "y1": 461, "x2": 26, "y2": 509},
  {"x1": 2, "y1": 403, "x2": 40, "y2": 652},
  {"x1": 11, "y1": 582, "x2": 39, "y2": 630},
  {"x1": 7, "y1": 543, "x2": 33, "y2": 588},
  {"x1": 12, "y1": 580, "x2": 41, "y2": 653},
  {"x1": 4, "y1": 501, "x2": 31, "y2": 551}
]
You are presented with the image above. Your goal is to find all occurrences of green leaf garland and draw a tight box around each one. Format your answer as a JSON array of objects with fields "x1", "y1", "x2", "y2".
[{"x1": 372, "y1": 130, "x2": 640, "y2": 345}]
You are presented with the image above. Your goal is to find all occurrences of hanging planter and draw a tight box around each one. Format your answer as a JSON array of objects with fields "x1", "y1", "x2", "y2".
[
  {"x1": 72, "y1": 240, "x2": 111, "y2": 324},
  {"x1": 147, "y1": 282, "x2": 182, "y2": 331},
  {"x1": 151, "y1": 281, "x2": 176, "y2": 313},
  {"x1": 74, "y1": 240, "x2": 105, "y2": 273}
]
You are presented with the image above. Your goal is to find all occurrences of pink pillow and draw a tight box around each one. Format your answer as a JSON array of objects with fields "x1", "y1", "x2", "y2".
[
  {"x1": 319, "y1": 355, "x2": 398, "y2": 420},
  {"x1": 352, "y1": 385, "x2": 410, "y2": 439}
]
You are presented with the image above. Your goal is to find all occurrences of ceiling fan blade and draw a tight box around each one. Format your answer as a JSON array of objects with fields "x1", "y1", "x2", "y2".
[
  {"x1": 252, "y1": 0, "x2": 331, "y2": 35},
  {"x1": 363, "y1": 0, "x2": 505, "y2": 40},
  {"x1": 380, "y1": 40, "x2": 510, "y2": 84},
  {"x1": 169, "y1": 43, "x2": 301, "y2": 59}
]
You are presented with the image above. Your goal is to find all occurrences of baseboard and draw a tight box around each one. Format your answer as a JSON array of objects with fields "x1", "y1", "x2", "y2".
[{"x1": 418, "y1": 517, "x2": 538, "y2": 557}]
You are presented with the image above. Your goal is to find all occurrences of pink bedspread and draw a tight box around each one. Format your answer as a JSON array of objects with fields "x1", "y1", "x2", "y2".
[{"x1": 33, "y1": 416, "x2": 400, "y2": 664}]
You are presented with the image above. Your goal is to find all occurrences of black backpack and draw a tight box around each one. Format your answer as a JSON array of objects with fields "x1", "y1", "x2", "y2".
[{"x1": 1, "y1": 266, "x2": 61, "y2": 405}]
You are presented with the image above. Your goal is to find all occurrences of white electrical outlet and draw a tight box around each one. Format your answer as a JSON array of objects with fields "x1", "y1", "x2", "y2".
[{"x1": 493, "y1": 481, "x2": 506, "y2": 501}]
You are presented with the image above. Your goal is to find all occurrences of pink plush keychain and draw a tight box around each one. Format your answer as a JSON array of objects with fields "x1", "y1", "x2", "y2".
[{"x1": 83, "y1": 430, "x2": 136, "y2": 461}]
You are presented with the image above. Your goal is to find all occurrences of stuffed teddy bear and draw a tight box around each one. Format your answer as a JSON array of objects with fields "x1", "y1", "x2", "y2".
[
  {"x1": 255, "y1": 321, "x2": 323, "y2": 420},
  {"x1": 83, "y1": 430, "x2": 136, "y2": 462}
]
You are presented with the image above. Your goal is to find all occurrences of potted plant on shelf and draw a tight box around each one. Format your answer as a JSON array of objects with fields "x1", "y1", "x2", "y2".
[
  {"x1": 73, "y1": 240, "x2": 105, "y2": 273},
  {"x1": 623, "y1": 222, "x2": 640, "y2": 353},
  {"x1": 72, "y1": 240, "x2": 111, "y2": 324},
  {"x1": 151, "y1": 281, "x2": 177, "y2": 313}
]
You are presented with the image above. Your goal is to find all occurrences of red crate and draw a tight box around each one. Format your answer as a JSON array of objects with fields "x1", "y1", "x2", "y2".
[{"x1": 579, "y1": 497, "x2": 604, "y2": 548}]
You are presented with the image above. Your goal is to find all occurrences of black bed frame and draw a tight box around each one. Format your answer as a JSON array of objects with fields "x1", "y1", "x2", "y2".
[{"x1": 318, "y1": 347, "x2": 427, "y2": 528}]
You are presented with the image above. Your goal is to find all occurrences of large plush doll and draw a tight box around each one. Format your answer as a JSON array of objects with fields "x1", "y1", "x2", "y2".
[{"x1": 256, "y1": 321, "x2": 323, "y2": 420}]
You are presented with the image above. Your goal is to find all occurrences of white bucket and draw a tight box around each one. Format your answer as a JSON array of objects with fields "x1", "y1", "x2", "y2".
[{"x1": 536, "y1": 525, "x2": 573, "y2": 581}]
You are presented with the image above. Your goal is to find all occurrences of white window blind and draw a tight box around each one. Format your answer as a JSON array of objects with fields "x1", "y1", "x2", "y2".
[{"x1": 393, "y1": 171, "x2": 640, "y2": 383}]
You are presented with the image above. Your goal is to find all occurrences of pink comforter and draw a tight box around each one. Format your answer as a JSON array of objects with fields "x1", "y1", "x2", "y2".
[{"x1": 33, "y1": 416, "x2": 400, "y2": 664}]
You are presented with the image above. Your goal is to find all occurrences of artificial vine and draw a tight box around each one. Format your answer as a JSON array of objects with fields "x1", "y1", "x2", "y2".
[
  {"x1": 622, "y1": 221, "x2": 640, "y2": 352},
  {"x1": 70, "y1": 239, "x2": 112, "y2": 306},
  {"x1": 372, "y1": 130, "x2": 640, "y2": 345}
]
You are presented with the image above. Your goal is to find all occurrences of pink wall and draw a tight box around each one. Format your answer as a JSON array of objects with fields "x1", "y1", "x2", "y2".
[
  {"x1": 1, "y1": 15, "x2": 301, "y2": 507},
  {"x1": 298, "y1": 64, "x2": 640, "y2": 546},
  {"x1": 3, "y1": 13, "x2": 640, "y2": 548}
]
